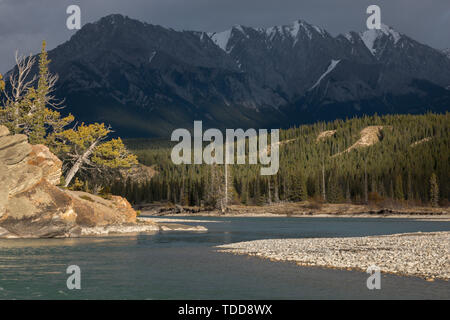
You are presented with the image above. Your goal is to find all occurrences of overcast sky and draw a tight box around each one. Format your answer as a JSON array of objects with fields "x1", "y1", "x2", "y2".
[{"x1": 1, "y1": 0, "x2": 449, "y2": 73}]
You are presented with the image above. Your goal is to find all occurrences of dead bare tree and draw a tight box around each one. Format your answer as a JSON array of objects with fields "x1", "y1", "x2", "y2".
[
  {"x1": 1, "y1": 49, "x2": 64, "y2": 134},
  {"x1": 9, "y1": 52, "x2": 37, "y2": 103}
]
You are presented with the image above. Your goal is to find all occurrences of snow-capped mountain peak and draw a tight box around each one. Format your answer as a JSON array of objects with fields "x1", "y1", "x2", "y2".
[
  {"x1": 360, "y1": 24, "x2": 402, "y2": 55},
  {"x1": 209, "y1": 19, "x2": 329, "y2": 52},
  {"x1": 263, "y1": 19, "x2": 327, "y2": 41}
]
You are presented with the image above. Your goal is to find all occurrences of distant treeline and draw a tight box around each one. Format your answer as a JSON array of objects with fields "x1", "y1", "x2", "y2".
[{"x1": 110, "y1": 113, "x2": 449, "y2": 207}]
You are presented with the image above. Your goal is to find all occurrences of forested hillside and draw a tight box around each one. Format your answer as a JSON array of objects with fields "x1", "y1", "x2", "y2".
[{"x1": 111, "y1": 113, "x2": 449, "y2": 208}]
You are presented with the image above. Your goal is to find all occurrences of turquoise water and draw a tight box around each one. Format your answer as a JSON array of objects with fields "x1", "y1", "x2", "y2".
[{"x1": 0, "y1": 217, "x2": 449, "y2": 299}]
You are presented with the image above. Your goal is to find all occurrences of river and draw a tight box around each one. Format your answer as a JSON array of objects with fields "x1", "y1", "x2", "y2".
[{"x1": 0, "y1": 217, "x2": 449, "y2": 299}]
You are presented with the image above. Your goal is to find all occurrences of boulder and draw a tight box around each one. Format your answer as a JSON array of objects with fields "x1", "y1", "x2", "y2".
[
  {"x1": 0, "y1": 180, "x2": 80, "y2": 238},
  {"x1": 68, "y1": 191, "x2": 136, "y2": 227},
  {"x1": 0, "y1": 125, "x2": 137, "y2": 238}
]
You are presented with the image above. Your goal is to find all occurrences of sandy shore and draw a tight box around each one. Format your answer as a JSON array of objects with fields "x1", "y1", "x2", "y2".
[{"x1": 217, "y1": 231, "x2": 450, "y2": 280}]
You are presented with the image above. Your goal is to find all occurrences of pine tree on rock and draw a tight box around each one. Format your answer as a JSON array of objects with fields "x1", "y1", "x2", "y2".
[{"x1": 54, "y1": 123, "x2": 137, "y2": 187}]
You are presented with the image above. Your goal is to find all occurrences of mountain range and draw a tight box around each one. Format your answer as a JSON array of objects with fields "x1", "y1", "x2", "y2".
[{"x1": 13, "y1": 14, "x2": 450, "y2": 137}]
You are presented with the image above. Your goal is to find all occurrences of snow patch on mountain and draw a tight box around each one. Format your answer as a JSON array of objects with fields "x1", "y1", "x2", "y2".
[
  {"x1": 310, "y1": 60, "x2": 341, "y2": 90},
  {"x1": 290, "y1": 21, "x2": 303, "y2": 38},
  {"x1": 312, "y1": 25, "x2": 327, "y2": 36},
  {"x1": 360, "y1": 31, "x2": 378, "y2": 55},
  {"x1": 210, "y1": 29, "x2": 233, "y2": 52},
  {"x1": 149, "y1": 50, "x2": 157, "y2": 63}
]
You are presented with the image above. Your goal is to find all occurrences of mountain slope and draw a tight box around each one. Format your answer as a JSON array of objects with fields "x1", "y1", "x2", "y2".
[{"x1": 46, "y1": 15, "x2": 289, "y2": 137}]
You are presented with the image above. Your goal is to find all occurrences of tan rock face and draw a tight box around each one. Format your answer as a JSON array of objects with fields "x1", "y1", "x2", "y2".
[
  {"x1": 0, "y1": 162, "x2": 8, "y2": 217},
  {"x1": 1, "y1": 180, "x2": 79, "y2": 238},
  {"x1": 111, "y1": 195, "x2": 136, "y2": 223},
  {"x1": 0, "y1": 134, "x2": 31, "y2": 165},
  {"x1": 0, "y1": 125, "x2": 136, "y2": 238},
  {"x1": 28, "y1": 144, "x2": 62, "y2": 185},
  {"x1": 0, "y1": 126, "x2": 10, "y2": 137}
]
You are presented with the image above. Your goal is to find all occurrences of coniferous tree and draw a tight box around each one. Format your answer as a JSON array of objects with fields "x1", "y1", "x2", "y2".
[
  {"x1": 394, "y1": 174, "x2": 404, "y2": 200},
  {"x1": 327, "y1": 173, "x2": 342, "y2": 203},
  {"x1": 253, "y1": 178, "x2": 263, "y2": 205},
  {"x1": 289, "y1": 173, "x2": 307, "y2": 202},
  {"x1": 429, "y1": 173, "x2": 439, "y2": 207},
  {"x1": 345, "y1": 181, "x2": 351, "y2": 203}
]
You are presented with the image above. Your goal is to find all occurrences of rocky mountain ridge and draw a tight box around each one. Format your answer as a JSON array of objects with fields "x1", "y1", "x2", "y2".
[{"x1": 9, "y1": 14, "x2": 450, "y2": 137}]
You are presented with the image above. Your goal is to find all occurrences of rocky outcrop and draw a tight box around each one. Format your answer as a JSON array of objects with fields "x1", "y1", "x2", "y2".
[
  {"x1": 316, "y1": 130, "x2": 336, "y2": 142},
  {"x1": 118, "y1": 163, "x2": 157, "y2": 183},
  {"x1": 68, "y1": 191, "x2": 136, "y2": 227},
  {"x1": 332, "y1": 126, "x2": 385, "y2": 157},
  {"x1": 0, "y1": 125, "x2": 140, "y2": 238}
]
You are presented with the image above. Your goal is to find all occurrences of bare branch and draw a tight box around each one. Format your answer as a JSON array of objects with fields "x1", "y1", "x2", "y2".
[{"x1": 9, "y1": 51, "x2": 36, "y2": 104}]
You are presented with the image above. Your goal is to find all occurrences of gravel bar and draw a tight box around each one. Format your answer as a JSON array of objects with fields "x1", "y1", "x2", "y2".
[{"x1": 217, "y1": 231, "x2": 450, "y2": 280}]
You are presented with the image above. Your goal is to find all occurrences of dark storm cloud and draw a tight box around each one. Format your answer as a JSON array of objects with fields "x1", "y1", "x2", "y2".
[{"x1": 1, "y1": 0, "x2": 449, "y2": 72}]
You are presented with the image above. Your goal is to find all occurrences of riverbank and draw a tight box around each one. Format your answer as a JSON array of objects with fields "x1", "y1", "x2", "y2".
[
  {"x1": 138, "y1": 202, "x2": 450, "y2": 220},
  {"x1": 217, "y1": 231, "x2": 450, "y2": 281}
]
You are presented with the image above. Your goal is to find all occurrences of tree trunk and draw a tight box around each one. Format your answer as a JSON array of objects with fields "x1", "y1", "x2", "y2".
[
  {"x1": 364, "y1": 157, "x2": 368, "y2": 204},
  {"x1": 64, "y1": 140, "x2": 99, "y2": 187},
  {"x1": 322, "y1": 159, "x2": 326, "y2": 202},
  {"x1": 274, "y1": 177, "x2": 279, "y2": 203},
  {"x1": 222, "y1": 163, "x2": 228, "y2": 213}
]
